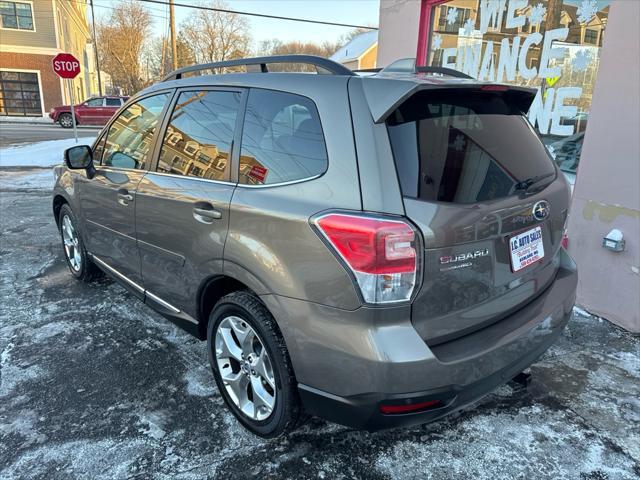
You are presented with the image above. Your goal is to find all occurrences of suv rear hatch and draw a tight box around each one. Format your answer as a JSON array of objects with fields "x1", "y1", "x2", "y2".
[{"x1": 384, "y1": 86, "x2": 570, "y2": 346}]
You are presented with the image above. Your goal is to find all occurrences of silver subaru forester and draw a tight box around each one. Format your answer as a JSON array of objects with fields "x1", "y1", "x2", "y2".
[{"x1": 53, "y1": 55, "x2": 577, "y2": 437}]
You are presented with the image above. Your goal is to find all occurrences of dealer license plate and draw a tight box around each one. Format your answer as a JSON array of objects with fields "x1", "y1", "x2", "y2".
[{"x1": 509, "y1": 226, "x2": 545, "y2": 272}]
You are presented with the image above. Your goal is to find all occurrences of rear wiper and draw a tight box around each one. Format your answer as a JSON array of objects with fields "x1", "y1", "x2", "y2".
[{"x1": 514, "y1": 172, "x2": 555, "y2": 192}]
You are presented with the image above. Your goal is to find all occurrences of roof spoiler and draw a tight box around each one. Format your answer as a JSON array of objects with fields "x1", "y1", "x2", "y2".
[{"x1": 362, "y1": 80, "x2": 537, "y2": 123}]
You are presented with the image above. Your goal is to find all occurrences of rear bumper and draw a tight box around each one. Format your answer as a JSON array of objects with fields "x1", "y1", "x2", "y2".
[
  {"x1": 297, "y1": 311, "x2": 568, "y2": 430},
  {"x1": 261, "y1": 249, "x2": 577, "y2": 430}
]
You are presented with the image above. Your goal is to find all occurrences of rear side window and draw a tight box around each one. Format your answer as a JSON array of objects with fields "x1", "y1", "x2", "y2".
[
  {"x1": 105, "y1": 98, "x2": 121, "y2": 106},
  {"x1": 239, "y1": 89, "x2": 327, "y2": 185},
  {"x1": 157, "y1": 90, "x2": 240, "y2": 181},
  {"x1": 387, "y1": 91, "x2": 556, "y2": 204}
]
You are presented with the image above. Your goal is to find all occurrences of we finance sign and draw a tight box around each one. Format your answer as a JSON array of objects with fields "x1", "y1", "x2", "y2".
[{"x1": 438, "y1": 0, "x2": 596, "y2": 137}]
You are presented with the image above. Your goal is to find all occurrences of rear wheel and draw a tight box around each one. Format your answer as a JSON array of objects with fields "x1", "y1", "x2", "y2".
[
  {"x1": 58, "y1": 113, "x2": 74, "y2": 128},
  {"x1": 58, "y1": 204, "x2": 101, "y2": 281},
  {"x1": 207, "y1": 291, "x2": 300, "y2": 437}
]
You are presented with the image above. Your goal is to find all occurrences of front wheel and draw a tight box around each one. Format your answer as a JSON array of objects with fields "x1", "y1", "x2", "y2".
[
  {"x1": 58, "y1": 204, "x2": 102, "y2": 281},
  {"x1": 207, "y1": 291, "x2": 301, "y2": 438}
]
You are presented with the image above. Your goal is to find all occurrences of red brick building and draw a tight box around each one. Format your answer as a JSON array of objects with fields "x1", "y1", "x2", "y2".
[{"x1": 0, "y1": 0, "x2": 98, "y2": 117}]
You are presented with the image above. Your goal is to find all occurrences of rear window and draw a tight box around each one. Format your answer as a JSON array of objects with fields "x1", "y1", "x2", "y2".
[{"x1": 387, "y1": 90, "x2": 556, "y2": 204}]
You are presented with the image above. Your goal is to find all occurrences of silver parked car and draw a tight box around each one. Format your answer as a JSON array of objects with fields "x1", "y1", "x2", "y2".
[{"x1": 53, "y1": 55, "x2": 577, "y2": 437}]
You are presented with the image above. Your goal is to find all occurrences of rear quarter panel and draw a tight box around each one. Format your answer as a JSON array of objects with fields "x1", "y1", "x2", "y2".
[{"x1": 223, "y1": 75, "x2": 363, "y2": 309}]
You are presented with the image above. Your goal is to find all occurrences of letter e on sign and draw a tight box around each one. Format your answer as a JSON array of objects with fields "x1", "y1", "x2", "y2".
[{"x1": 52, "y1": 53, "x2": 81, "y2": 79}]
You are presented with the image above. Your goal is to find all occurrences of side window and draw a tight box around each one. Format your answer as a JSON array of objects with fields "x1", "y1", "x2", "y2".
[
  {"x1": 105, "y1": 98, "x2": 121, "y2": 107},
  {"x1": 101, "y1": 93, "x2": 169, "y2": 170},
  {"x1": 84, "y1": 98, "x2": 103, "y2": 107},
  {"x1": 239, "y1": 89, "x2": 327, "y2": 185},
  {"x1": 157, "y1": 90, "x2": 240, "y2": 181}
]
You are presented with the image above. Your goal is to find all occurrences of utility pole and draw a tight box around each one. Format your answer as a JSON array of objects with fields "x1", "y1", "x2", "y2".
[
  {"x1": 89, "y1": 0, "x2": 103, "y2": 96},
  {"x1": 169, "y1": 0, "x2": 178, "y2": 71}
]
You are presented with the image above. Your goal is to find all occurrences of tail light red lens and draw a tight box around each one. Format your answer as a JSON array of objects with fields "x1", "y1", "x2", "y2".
[{"x1": 314, "y1": 213, "x2": 420, "y2": 304}]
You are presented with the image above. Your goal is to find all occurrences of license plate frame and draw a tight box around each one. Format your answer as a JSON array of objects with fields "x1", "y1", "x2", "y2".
[{"x1": 509, "y1": 226, "x2": 545, "y2": 272}]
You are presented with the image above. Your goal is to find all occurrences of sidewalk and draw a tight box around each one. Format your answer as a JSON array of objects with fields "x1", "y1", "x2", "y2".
[{"x1": 0, "y1": 115, "x2": 53, "y2": 125}]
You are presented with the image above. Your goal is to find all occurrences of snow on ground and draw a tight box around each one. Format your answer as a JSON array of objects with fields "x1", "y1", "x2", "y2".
[
  {"x1": 0, "y1": 169, "x2": 55, "y2": 190},
  {"x1": 0, "y1": 136, "x2": 96, "y2": 167}
]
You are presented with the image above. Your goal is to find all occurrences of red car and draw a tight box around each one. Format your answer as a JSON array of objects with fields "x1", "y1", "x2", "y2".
[{"x1": 49, "y1": 96, "x2": 128, "y2": 128}]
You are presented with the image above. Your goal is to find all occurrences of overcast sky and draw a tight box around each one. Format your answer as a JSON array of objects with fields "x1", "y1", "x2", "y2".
[{"x1": 92, "y1": 0, "x2": 380, "y2": 49}]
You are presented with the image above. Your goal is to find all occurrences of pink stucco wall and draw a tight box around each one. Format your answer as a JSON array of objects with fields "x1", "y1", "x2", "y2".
[
  {"x1": 377, "y1": 0, "x2": 421, "y2": 67},
  {"x1": 566, "y1": 1, "x2": 640, "y2": 332}
]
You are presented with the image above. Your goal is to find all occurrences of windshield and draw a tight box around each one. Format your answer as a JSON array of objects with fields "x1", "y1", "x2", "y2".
[{"x1": 387, "y1": 90, "x2": 556, "y2": 204}]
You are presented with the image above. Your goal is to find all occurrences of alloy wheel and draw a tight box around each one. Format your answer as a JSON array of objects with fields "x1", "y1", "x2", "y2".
[
  {"x1": 60, "y1": 115, "x2": 73, "y2": 127},
  {"x1": 215, "y1": 316, "x2": 276, "y2": 421},
  {"x1": 61, "y1": 214, "x2": 81, "y2": 271}
]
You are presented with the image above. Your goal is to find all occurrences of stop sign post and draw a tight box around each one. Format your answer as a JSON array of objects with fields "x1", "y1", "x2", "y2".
[{"x1": 52, "y1": 53, "x2": 81, "y2": 141}]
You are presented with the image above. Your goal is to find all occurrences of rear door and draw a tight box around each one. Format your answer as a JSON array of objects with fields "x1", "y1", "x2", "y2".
[
  {"x1": 135, "y1": 88, "x2": 243, "y2": 317},
  {"x1": 80, "y1": 92, "x2": 172, "y2": 290},
  {"x1": 103, "y1": 97, "x2": 123, "y2": 124},
  {"x1": 385, "y1": 89, "x2": 570, "y2": 345}
]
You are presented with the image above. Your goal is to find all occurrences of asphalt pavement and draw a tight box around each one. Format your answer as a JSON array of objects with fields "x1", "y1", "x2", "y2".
[
  {"x1": 0, "y1": 170, "x2": 639, "y2": 479},
  {"x1": 0, "y1": 123, "x2": 102, "y2": 148}
]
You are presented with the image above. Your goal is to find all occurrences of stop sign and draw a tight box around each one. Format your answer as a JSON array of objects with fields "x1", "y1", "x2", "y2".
[{"x1": 52, "y1": 53, "x2": 81, "y2": 79}]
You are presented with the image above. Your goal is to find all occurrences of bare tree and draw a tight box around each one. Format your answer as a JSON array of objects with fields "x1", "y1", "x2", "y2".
[
  {"x1": 145, "y1": 35, "x2": 197, "y2": 80},
  {"x1": 259, "y1": 39, "x2": 342, "y2": 58},
  {"x1": 180, "y1": 0, "x2": 251, "y2": 66},
  {"x1": 96, "y1": 1, "x2": 152, "y2": 94}
]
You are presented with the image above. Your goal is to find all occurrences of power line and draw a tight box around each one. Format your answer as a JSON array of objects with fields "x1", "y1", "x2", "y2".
[{"x1": 136, "y1": 0, "x2": 378, "y2": 30}]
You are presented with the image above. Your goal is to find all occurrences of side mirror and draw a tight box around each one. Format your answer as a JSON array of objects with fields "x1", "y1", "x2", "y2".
[{"x1": 64, "y1": 145, "x2": 93, "y2": 169}]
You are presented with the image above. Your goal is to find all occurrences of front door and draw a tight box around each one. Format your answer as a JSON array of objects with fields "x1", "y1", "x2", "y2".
[
  {"x1": 76, "y1": 97, "x2": 104, "y2": 125},
  {"x1": 135, "y1": 88, "x2": 243, "y2": 317},
  {"x1": 80, "y1": 92, "x2": 172, "y2": 291}
]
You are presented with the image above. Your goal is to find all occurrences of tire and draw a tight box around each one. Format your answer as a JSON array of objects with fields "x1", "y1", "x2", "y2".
[
  {"x1": 58, "y1": 113, "x2": 74, "y2": 128},
  {"x1": 58, "y1": 204, "x2": 102, "y2": 282},
  {"x1": 207, "y1": 291, "x2": 300, "y2": 438}
]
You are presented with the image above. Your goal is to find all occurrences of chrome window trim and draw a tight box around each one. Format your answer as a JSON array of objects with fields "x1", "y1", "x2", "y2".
[
  {"x1": 236, "y1": 173, "x2": 324, "y2": 189},
  {"x1": 144, "y1": 170, "x2": 236, "y2": 187}
]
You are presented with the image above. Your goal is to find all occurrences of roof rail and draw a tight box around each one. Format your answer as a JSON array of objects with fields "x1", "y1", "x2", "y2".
[
  {"x1": 380, "y1": 58, "x2": 473, "y2": 79},
  {"x1": 161, "y1": 54, "x2": 354, "y2": 81}
]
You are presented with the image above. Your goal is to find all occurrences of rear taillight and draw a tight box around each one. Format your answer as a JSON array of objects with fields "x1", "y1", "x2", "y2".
[{"x1": 314, "y1": 213, "x2": 420, "y2": 304}]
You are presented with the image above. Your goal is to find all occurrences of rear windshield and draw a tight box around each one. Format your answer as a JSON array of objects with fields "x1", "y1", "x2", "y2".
[{"x1": 387, "y1": 90, "x2": 556, "y2": 204}]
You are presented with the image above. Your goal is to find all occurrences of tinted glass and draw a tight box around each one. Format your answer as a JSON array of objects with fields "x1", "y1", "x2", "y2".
[
  {"x1": 239, "y1": 89, "x2": 327, "y2": 185},
  {"x1": 157, "y1": 90, "x2": 240, "y2": 181},
  {"x1": 387, "y1": 91, "x2": 556, "y2": 204},
  {"x1": 105, "y1": 98, "x2": 121, "y2": 106},
  {"x1": 84, "y1": 98, "x2": 103, "y2": 107},
  {"x1": 101, "y1": 93, "x2": 169, "y2": 170}
]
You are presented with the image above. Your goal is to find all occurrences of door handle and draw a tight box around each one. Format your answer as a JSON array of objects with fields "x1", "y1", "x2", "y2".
[
  {"x1": 193, "y1": 203, "x2": 222, "y2": 223},
  {"x1": 117, "y1": 189, "x2": 134, "y2": 206}
]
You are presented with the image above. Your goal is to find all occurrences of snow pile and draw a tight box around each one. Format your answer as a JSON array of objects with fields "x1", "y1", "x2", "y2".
[
  {"x1": 0, "y1": 169, "x2": 54, "y2": 190},
  {"x1": 0, "y1": 137, "x2": 96, "y2": 167}
]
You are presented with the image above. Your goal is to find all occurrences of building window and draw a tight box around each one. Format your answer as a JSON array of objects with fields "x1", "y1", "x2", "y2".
[
  {"x1": 584, "y1": 29, "x2": 598, "y2": 45},
  {"x1": 0, "y1": 70, "x2": 41, "y2": 116},
  {"x1": 0, "y1": 1, "x2": 34, "y2": 31},
  {"x1": 437, "y1": 6, "x2": 471, "y2": 33},
  {"x1": 425, "y1": 0, "x2": 610, "y2": 179}
]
